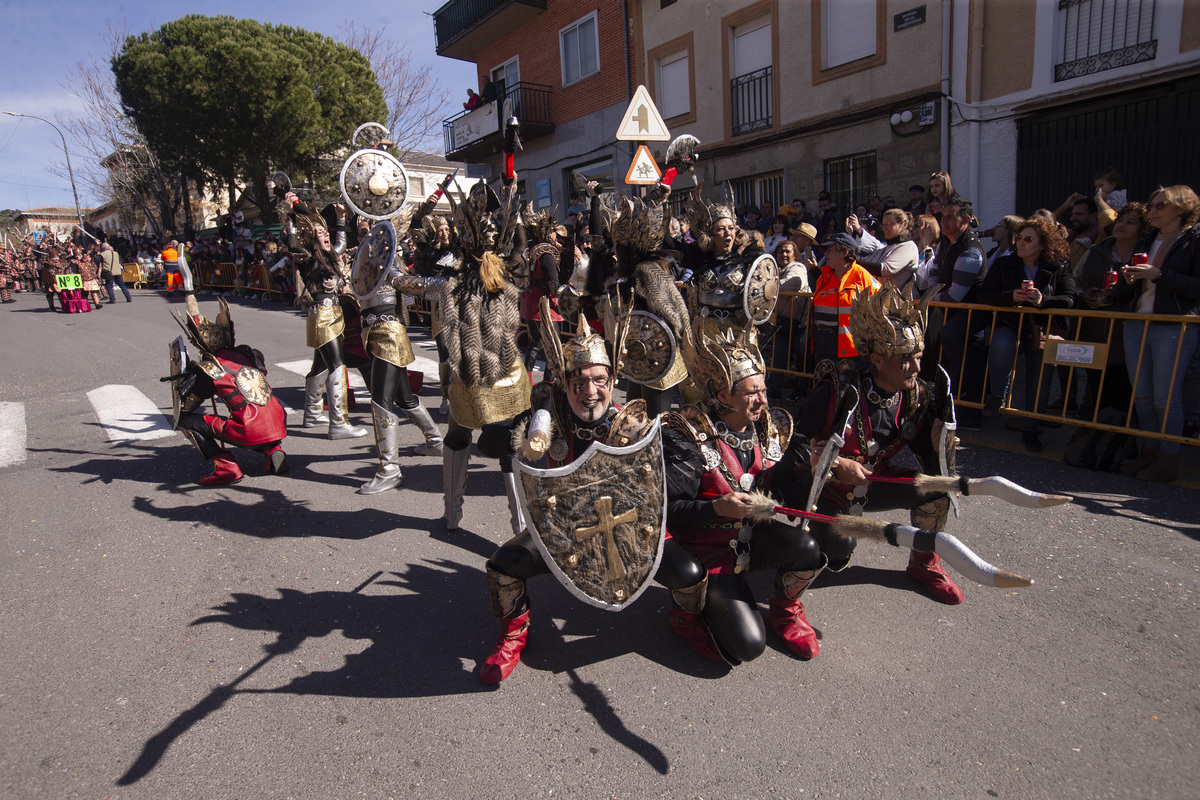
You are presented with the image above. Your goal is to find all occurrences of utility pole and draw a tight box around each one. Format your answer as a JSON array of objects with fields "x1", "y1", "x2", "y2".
[{"x1": 3, "y1": 111, "x2": 87, "y2": 236}]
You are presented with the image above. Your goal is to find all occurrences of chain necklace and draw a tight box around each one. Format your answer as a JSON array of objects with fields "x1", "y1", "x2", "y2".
[{"x1": 714, "y1": 420, "x2": 757, "y2": 452}]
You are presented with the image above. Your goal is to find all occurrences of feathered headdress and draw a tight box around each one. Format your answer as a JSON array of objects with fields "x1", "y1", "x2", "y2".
[
  {"x1": 849, "y1": 283, "x2": 941, "y2": 358},
  {"x1": 174, "y1": 296, "x2": 234, "y2": 354},
  {"x1": 684, "y1": 181, "x2": 740, "y2": 254}
]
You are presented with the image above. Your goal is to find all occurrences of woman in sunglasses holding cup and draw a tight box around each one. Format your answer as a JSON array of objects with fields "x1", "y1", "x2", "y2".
[
  {"x1": 978, "y1": 217, "x2": 1076, "y2": 452},
  {"x1": 1112, "y1": 185, "x2": 1200, "y2": 483}
]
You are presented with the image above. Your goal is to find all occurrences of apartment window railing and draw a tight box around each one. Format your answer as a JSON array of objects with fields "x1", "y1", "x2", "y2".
[
  {"x1": 731, "y1": 66, "x2": 772, "y2": 136},
  {"x1": 434, "y1": 0, "x2": 547, "y2": 51},
  {"x1": 1055, "y1": 0, "x2": 1157, "y2": 82}
]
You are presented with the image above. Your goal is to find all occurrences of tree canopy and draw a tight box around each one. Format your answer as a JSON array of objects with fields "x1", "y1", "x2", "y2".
[{"x1": 112, "y1": 15, "x2": 387, "y2": 214}]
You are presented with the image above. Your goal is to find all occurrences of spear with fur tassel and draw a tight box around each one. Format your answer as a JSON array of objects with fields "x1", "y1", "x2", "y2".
[
  {"x1": 737, "y1": 491, "x2": 1033, "y2": 589},
  {"x1": 866, "y1": 473, "x2": 1071, "y2": 509}
]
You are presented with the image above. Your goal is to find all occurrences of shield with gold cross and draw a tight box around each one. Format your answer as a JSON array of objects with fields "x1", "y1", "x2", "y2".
[{"x1": 513, "y1": 416, "x2": 666, "y2": 611}]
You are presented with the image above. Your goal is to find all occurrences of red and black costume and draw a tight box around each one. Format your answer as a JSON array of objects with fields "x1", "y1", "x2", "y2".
[{"x1": 171, "y1": 297, "x2": 289, "y2": 486}]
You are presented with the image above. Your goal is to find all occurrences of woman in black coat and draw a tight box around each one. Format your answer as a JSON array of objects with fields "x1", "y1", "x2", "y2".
[{"x1": 978, "y1": 216, "x2": 1076, "y2": 452}]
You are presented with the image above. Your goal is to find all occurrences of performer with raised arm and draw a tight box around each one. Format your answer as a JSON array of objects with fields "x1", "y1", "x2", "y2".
[
  {"x1": 281, "y1": 194, "x2": 368, "y2": 441},
  {"x1": 165, "y1": 272, "x2": 288, "y2": 487},
  {"x1": 340, "y1": 146, "x2": 449, "y2": 494},
  {"x1": 393, "y1": 114, "x2": 530, "y2": 533},
  {"x1": 663, "y1": 314, "x2": 826, "y2": 663}
]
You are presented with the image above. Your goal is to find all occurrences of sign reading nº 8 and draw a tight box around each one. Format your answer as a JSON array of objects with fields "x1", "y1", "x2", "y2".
[{"x1": 56, "y1": 274, "x2": 83, "y2": 291}]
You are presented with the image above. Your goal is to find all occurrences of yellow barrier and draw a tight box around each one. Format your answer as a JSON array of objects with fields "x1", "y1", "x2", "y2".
[
  {"x1": 121, "y1": 262, "x2": 144, "y2": 288},
  {"x1": 763, "y1": 294, "x2": 1198, "y2": 448}
]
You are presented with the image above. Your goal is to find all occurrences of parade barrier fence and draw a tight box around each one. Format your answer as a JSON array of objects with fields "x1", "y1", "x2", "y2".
[
  {"x1": 121, "y1": 263, "x2": 146, "y2": 288},
  {"x1": 767, "y1": 292, "x2": 1198, "y2": 448}
]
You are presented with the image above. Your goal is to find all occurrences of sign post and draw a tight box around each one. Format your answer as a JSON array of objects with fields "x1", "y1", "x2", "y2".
[{"x1": 615, "y1": 85, "x2": 671, "y2": 194}]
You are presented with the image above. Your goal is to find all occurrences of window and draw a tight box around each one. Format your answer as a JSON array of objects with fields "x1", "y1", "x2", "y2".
[
  {"x1": 812, "y1": 0, "x2": 885, "y2": 83},
  {"x1": 824, "y1": 152, "x2": 877, "y2": 216},
  {"x1": 409, "y1": 176, "x2": 426, "y2": 197},
  {"x1": 560, "y1": 12, "x2": 600, "y2": 87},
  {"x1": 731, "y1": 18, "x2": 772, "y2": 135},
  {"x1": 822, "y1": 0, "x2": 877, "y2": 69},
  {"x1": 730, "y1": 171, "x2": 784, "y2": 214},
  {"x1": 1055, "y1": 0, "x2": 1157, "y2": 82},
  {"x1": 657, "y1": 51, "x2": 690, "y2": 120}
]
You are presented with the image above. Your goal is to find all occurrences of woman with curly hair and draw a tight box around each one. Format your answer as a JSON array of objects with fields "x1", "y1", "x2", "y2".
[
  {"x1": 978, "y1": 216, "x2": 1076, "y2": 452},
  {"x1": 1112, "y1": 185, "x2": 1200, "y2": 482}
]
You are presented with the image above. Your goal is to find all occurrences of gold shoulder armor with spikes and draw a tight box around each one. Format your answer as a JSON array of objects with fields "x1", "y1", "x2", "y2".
[
  {"x1": 195, "y1": 356, "x2": 226, "y2": 381},
  {"x1": 757, "y1": 406, "x2": 792, "y2": 462},
  {"x1": 606, "y1": 399, "x2": 654, "y2": 448}
]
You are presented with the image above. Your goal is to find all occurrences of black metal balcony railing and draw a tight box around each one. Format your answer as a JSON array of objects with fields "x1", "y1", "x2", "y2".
[
  {"x1": 442, "y1": 82, "x2": 554, "y2": 156},
  {"x1": 731, "y1": 66, "x2": 772, "y2": 136},
  {"x1": 1055, "y1": 0, "x2": 1157, "y2": 82},
  {"x1": 434, "y1": 0, "x2": 547, "y2": 52}
]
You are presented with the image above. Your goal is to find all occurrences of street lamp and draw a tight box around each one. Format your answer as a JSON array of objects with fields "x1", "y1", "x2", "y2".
[{"x1": 3, "y1": 111, "x2": 87, "y2": 235}]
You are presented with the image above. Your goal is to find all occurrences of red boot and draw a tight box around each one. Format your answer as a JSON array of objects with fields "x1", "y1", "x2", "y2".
[
  {"x1": 668, "y1": 575, "x2": 726, "y2": 663},
  {"x1": 264, "y1": 444, "x2": 289, "y2": 475},
  {"x1": 907, "y1": 551, "x2": 965, "y2": 605},
  {"x1": 767, "y1": 565, "x2": 824, "y2": 659},
  {"x1": 480, "y1": 609, "x2": 530, "y2": 685},
  {"x1": 199, "y1": 455, "x2": 243, "y2": 486}
]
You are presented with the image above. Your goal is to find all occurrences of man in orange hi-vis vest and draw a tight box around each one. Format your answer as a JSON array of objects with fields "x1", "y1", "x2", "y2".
[{"x1": 811, "y1": 232, "x2": 880, "y2": 364}]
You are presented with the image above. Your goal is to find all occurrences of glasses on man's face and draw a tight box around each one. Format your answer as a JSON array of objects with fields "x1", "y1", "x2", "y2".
[
  {"x1": 569, "y1": 376, "x2": 611, "y2": 393},
  {"x1": 1147, "y1": 201, "x2": 1170, "y2": 211},
  {"x1": 1015, "y1": 235, "x2": 1037, "y2": 244}
]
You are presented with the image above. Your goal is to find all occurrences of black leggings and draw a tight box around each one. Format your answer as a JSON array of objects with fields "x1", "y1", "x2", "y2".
[
  {"x1": 308, "y1": 341, "x2": 371, "y2": 385},
  {"x1": 704, "y1": 520, "x2": 823, "y2": 664},
  {"x1": 369, "y1": 359, "x2": 418, "y2": 411},
  {"x1": 489, "y1": 531, "x2": 705, "y2": 596}
]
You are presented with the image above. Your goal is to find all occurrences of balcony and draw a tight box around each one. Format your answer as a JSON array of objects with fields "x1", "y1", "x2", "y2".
[
  {"x1": 442, "y1": 82, "x2": 554, "y2": 163},
  {"x1": 731, "y1": 66, "x2": 773, "y2": 136},
  {"x1": 434, "y1": 0, "x2": 547, "y2": 62}
]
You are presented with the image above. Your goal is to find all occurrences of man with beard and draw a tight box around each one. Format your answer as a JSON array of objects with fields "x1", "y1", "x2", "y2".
[
  {"x1": 478, "y1": 304, "x2": 702, "y2": 684},
  {"x1": 775, "y1": 283, "x2": 966, "y2": 606}
]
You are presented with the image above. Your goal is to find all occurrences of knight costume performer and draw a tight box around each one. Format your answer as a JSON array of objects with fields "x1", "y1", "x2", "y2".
[
  {"x1": 166, "y1": 288, "x2": 288, "y2": 487},
  {"x1": 394, "y1": 115, "x2": 530, "y2": 533},
  {"x1": 478, "y1": 299, "x2": 703, "y2": 684},
  {"x1": 340, "y1": 144, "x2": 447, "y2": 494},
  {"x1": 777, "y1": 282, "x2": 966, "y2": 603},
  {"x1": 516, "y1": 204, "x2": 568, "y2": 371},
  {"x1": 663, "y1": 317, "x2": 826, "y2": 663},
  {"x1": 281, "y1": 193, "x2": 368, "y2": 441}
]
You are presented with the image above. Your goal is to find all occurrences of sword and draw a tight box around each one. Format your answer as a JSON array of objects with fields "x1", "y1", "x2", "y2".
[
  {"x1": 934, "y1": 364, "x2": 961, "y2": 517},
  {"x1": 801, "y1": 383, "x2": 859, "y2": 532}
]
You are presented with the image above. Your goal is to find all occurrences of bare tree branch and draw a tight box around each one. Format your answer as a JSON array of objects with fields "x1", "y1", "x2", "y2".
[{"x1": 338, "y1": 21, "x2": 453, "y2": 159}]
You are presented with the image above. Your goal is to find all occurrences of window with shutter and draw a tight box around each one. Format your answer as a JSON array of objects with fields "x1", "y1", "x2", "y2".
[
  {"x1": 823, "y1": 0, "x2": 877, "y2": 69},
  {"x1": 658, "y1": 51, "x2": 690, "y2": 120},
  {"x1": 560, "y1": 12, "x2": 600, "y2": 87}
]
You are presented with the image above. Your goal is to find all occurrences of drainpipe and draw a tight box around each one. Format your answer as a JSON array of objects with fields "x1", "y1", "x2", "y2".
[
  {"x1": 968, "y1": 0, "x2": 985, "y2": 208},
  {"x1": 941, "y1": 0, "x2": 952, "y2": 170}
]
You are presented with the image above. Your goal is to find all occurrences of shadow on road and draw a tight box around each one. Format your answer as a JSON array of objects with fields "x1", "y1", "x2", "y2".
[{"x1": 117, "y1": 562, "x2": 694, "y2": 784}]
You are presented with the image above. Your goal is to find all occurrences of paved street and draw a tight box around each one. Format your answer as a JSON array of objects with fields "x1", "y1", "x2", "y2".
[{"x1": 1, "y1": 289, "x2": 1197, "y2": 799}]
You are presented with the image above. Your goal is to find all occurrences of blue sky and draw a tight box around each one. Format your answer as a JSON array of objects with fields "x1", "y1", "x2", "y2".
[{"x1": 0, "y1": 0, "x2": 477, "y2": 211}]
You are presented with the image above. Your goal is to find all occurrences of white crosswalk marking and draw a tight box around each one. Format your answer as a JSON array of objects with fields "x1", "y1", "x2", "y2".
[
  {"x1": 87, "y1": 385, "x2": 176, "y2": 443},
  {"x1": 0, "y1": 401, "x2": 28, "y2": 468},
  {"x1": 276, "y1": 354, "x2": 442, "y2": 388}
]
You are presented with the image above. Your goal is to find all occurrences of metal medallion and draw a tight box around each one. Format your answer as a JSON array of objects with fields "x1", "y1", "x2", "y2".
[
  {"x1": 351, "y1": 122, "x2": 391, "y2": 149},
  {"x1": 339, "y1": 148, "x2": 409, "y2": 221},
  {"x1": 738, "y1": 473, "x2": 754, "y2": 491},
  {"x1": 742, "y1": 253, "x2": 780, "y2": 325}
]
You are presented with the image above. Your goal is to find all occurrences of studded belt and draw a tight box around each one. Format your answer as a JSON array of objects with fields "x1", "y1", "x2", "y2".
[
  {"x1": 363, "y1": 312, "x2": 398, "y2": 326},
  {"x1": 317, "y1": 297, "x2": 336, "y2": 308},
  {"x1": 698, "y1": 306, "x2": 745, "y2": 320}
]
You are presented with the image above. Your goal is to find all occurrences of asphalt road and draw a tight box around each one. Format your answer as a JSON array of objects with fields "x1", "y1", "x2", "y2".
[{"x1": 1, "y1": 289, "x2": 1197, "y2": 799}]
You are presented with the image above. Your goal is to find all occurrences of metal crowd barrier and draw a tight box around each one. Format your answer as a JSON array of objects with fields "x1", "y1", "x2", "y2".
[{"x1": 763, "y1": 293, "x2": 1198, "y2": 448}]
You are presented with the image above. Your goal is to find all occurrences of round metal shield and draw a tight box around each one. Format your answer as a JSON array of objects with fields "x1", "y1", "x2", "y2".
[
  {"x1": 742, "y1": 253, "x2": 780, "y2": 325},
  {"x1": 340, "y1": 148, "x2": 409, "y2": 221},
  {"x1": 351, "y1": 221, "x2": 398, "y2": 302},
  {"x1": 270, "y1": 171, "x2": 291, "y2": 193},
  {"x1": 619, "y1": 310, "x2": 677, "y2": 385},
  {"x1": 352, "y1": 122, "x2": 391, "y2": 149}
]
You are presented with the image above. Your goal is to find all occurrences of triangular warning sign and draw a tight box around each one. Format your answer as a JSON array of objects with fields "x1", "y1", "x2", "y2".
[
  {"x1": 624, "y1": 145, "x2": 662, "y2": 185},
  {"x1": 615, "y1": 85, "x2": 671, "y2": 142}
]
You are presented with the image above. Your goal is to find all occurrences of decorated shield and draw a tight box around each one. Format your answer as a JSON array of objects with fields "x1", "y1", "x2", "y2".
[
  {"x1": 339, "y1": 148, "x2": 409, "y2": 221},
  {"x1": 351, "y1": 121, "x2": 391, "y2": 149},
  {"x1": 270, "y1": 171, "x2": 291, "y2": 194},
  {"x1": 618, "y1": 310, "x2": 677, "y2": 385},
  {"x1": 515, "y1": 417, "x2": 666, "y2": 611},
  {"x1": 742, "y1": 253, "x2": 780, "y2": 325},
  {"x1": 169, "y1": 336, "x2": 190, "y2": 429},
  {"x1": 351, "y1": 220, "x2": 398, "y2": 302}
]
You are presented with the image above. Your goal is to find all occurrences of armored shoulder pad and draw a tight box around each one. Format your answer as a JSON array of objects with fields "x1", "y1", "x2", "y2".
[
  {"x1": 195, "y1": 357, "x2": 226, "y2": 380},
  {"x1": 607, "y1": 399, "x2": 653, "y2": 448},
  {"x1": 757, "y1": 406, "x2": 792, "y2": 462}
]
